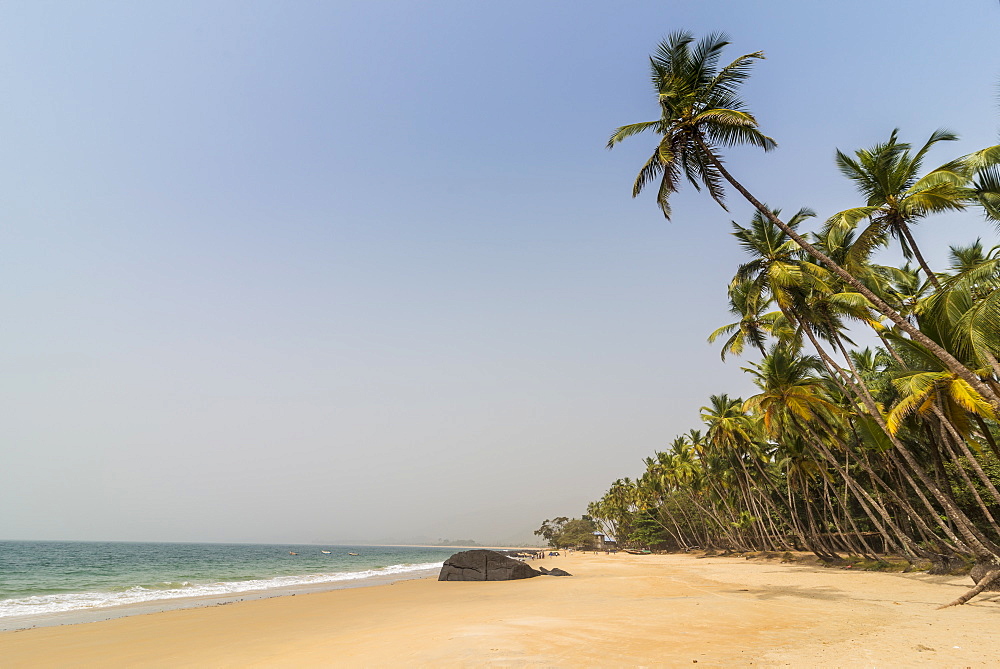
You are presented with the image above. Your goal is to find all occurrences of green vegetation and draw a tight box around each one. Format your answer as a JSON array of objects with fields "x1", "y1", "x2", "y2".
[
  {"x1": 534, "y1": 516, "x2": 600, "y2": 549},
  {"x1": 591, "y1": 32, "x2": 1000, "y2": 592}
]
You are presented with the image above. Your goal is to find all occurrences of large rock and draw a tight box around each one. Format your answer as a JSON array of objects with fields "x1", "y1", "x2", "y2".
[{"x1": 438, "y1": 549, "x2": 541, "y2": 581}]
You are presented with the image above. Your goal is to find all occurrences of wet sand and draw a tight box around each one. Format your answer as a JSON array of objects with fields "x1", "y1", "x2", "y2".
[{"x1": 2, "y1": 552, "x2": 998, "y2": 667}]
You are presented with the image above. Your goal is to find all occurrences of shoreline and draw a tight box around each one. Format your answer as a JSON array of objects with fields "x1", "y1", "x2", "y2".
[
  {"x1": 0, "y1": 544, "x2": 540, "y2": 632},
  {"x1": 3, "y1": 551, "x2": 1000, "y2": 667},
  {"x1": 0, "y1": 565, "x2": 441, "y2": 633}
]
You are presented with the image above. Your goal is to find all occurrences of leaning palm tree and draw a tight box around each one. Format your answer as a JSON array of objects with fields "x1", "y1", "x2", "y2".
[
  {"x1": 607, "y1": 30, "x2": 1000, "y2": 411},
  {"x1": 606, "y1": 30, "x2": 775, "y2": 219}
]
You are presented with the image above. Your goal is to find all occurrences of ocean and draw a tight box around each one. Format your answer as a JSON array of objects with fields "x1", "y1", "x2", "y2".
[{"x1": 0, "y1": 541, "x2": 459, "y2": 630}]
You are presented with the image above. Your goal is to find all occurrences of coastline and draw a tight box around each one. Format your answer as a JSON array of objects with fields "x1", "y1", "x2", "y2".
[
  {"x1": 3, "y1": 552, "x2": 1000, "y2": 667},
  {"x1": 0, "y1": 541, "x2": 538, "y2": 632},
  {"x1": 0, "y1": 542, "x2": 476, "y2": 631},
  {"x1": 0, "y1": 565, "x2": 441, "y2": 632}
]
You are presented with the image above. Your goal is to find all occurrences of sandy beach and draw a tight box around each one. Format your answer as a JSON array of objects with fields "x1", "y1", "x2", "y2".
[{"x1": 2, "y1": 552, "x2": 999, "y2": 668}]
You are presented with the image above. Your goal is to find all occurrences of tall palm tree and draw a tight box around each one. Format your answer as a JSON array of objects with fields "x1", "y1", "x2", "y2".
[
  {"x1": 608, "y1": 31, "x2": 1000, "y2": 411},
  {"x1": 606, "y1": 31, "x2": 775, "y2": 219}
]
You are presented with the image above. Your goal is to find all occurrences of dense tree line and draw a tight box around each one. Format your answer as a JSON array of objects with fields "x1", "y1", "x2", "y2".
[
  {"x1": 534, "y1": 516, "x2": 600, "y2": 549},
  {"x1": 588, "y1": 32, "x2": 1000, "y2": 595}
]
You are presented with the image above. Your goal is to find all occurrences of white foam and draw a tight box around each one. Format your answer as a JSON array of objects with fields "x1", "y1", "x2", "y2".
[{"x1": 0, "y1": 562, "x2": 442, "y2": 619}]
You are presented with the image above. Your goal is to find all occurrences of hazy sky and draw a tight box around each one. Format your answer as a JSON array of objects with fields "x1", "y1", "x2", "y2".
[{"x1": 3, "y1": 1, "x2": 999, "y2": 545}]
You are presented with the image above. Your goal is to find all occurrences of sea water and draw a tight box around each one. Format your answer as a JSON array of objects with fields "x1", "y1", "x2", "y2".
[{"x1": 0, "y1": 541, "x2": 458, "y2": 630}]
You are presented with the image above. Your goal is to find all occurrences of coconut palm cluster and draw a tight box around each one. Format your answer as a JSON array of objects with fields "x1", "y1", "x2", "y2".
[{"x1": 593, "y1": 32, "x2": 1000, "y2": 592}]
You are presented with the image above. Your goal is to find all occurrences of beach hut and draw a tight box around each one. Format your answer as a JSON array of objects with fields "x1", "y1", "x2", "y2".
[
  {"x1": 592, "y1": 531, "x2": 618, "y2": 552},
  {"x1": 592, "y1": 531, "x2": 606, "y2": 552}
]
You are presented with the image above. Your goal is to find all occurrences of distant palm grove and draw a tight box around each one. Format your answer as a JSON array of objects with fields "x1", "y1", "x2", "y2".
[{"x1": 590, "y1": 31, "x2": 1000, "y2": 576}]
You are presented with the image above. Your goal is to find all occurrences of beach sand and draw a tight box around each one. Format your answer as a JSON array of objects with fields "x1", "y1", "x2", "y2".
[{"x1": 2, "y1": 551, "x2": 998, "y2": 667}]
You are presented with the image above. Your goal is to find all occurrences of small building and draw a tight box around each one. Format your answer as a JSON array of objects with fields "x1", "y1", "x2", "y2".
[{"x1": 591, "y1": 531, "x2": 619, "y2": 550}]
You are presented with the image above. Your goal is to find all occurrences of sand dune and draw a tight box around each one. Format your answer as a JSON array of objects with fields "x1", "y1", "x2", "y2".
[{"x1": 2, "y1": 552, "x2": 999, "y2": 667}]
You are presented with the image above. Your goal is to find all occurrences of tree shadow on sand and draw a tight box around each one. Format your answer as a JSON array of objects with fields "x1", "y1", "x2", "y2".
[{"x1": 722, "y1": 585, "x2": 851, "y2": 602}]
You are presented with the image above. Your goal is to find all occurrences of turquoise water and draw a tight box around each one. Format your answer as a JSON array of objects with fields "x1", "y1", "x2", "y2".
[{"x1": 0, "y1": 541, "x2": 456, "y2": 628}]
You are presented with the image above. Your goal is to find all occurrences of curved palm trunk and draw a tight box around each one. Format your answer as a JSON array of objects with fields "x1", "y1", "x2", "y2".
[
  {"x1": 827, "y1": 478, "x2": 881, "y2": 559},
  {"x1": 729, "y1": 455, "x2": 775, "y2": 549},
  {"x1": 819, "y1": 478, "x2": 857, "y2": 556},
  {"x1": 883, "y1": 448, "x2": 974, "y2": 553},
  {"x1": 802, "y1": 491, "x2": 841, "y2": 561},
  {"x1": 695, "y1": 138, "x2": 1000, "y2": 413},
  {"x1": 812, "y1": 403, "x2": 987, "y2": 556}
]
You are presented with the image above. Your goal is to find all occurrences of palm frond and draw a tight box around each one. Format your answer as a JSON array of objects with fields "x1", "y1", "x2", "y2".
[
  {"x1": 704, "y1": 122, "x2": 777, "y2": 151},
  {"x1": 948, "y1": 378, "x2": 997, "y2": 419},
  {"x1": 973, "y1": 165, "x2": 1000, "y2": 225},
  {"x1": 845, "y1": 219, "x2": 889, "y2": 269},
  {"x1": 825, "y1": 206, "x2": 878, "y2": 235},
  {"x1": 963, "y1": 144, "x2": 1000, "y2": 173},
  {"x1": 708, "y1": 50, "x2": 766, "y2": 98},
  {"x1": 911, "y1": 128, "x2": 960, "y2": 170},
  {"x1": 632, "y1": 150, "x2": 665, "y2": 198},
  {"x1": 607, "y1": 120, "x2": 662, "y2": 149}
]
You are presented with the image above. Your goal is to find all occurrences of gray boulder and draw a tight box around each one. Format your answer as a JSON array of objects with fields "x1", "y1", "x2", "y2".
[
  {"x1": 539, "y1": 566, "x2": 572, "y2": 576},
  {"x1": 438, "y1": 549, "x2": 541, "y2": 581}
]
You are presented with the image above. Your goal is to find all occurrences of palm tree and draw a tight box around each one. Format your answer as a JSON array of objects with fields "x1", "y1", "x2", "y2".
[
  {"x1": 606, "y1": 31, "x2": 775, "y2": 219},
  {"x1": 707, "y1": 279, "x2": 782, "y2": 359},
  {"x1": 830, "y1": 129, "x2": 967, "y2": 290},
  {"x1": 731, "y1": 207, "x2": 825, "y2": 315},
  {"x1": 608, "y1": 31, "x2": 1000, "y2": 411}
]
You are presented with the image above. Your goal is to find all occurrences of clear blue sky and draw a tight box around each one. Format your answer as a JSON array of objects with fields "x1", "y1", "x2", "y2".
[{"x1": 2, "y1": 1, "x2": 998, "y2": 544}]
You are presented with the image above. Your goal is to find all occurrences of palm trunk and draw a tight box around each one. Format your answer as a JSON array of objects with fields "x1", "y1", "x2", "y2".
[
  {"x1": 932, "y1": 404, "x2": 1000, "y2": 508},
  {"x1": 658, "y1": 501, "x2": 691, "y2": 550},
  {"x1": 931, "y1": 415, "x2": 1000, "y2": 537},
  {"x1": 898, "y1": 221, "x2": 943, "y2": 292},
  {"x1": 795, "y1": 418, "x2": 926, "y2": 561},
  {"x1": 748, "y1": 456, "x2": 810, "y2": 551}
]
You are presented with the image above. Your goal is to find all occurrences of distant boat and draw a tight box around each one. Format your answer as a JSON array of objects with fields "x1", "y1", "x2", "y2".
[
  {"x1": 321, "y1": 550, "x2": 332, "y2": 554},
  {"x1": 289, "y1": 551, "x2": 299, "y2": 555},
  {"x1": 348, "y1": 552, "x2": 359, "y2": 556}
]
